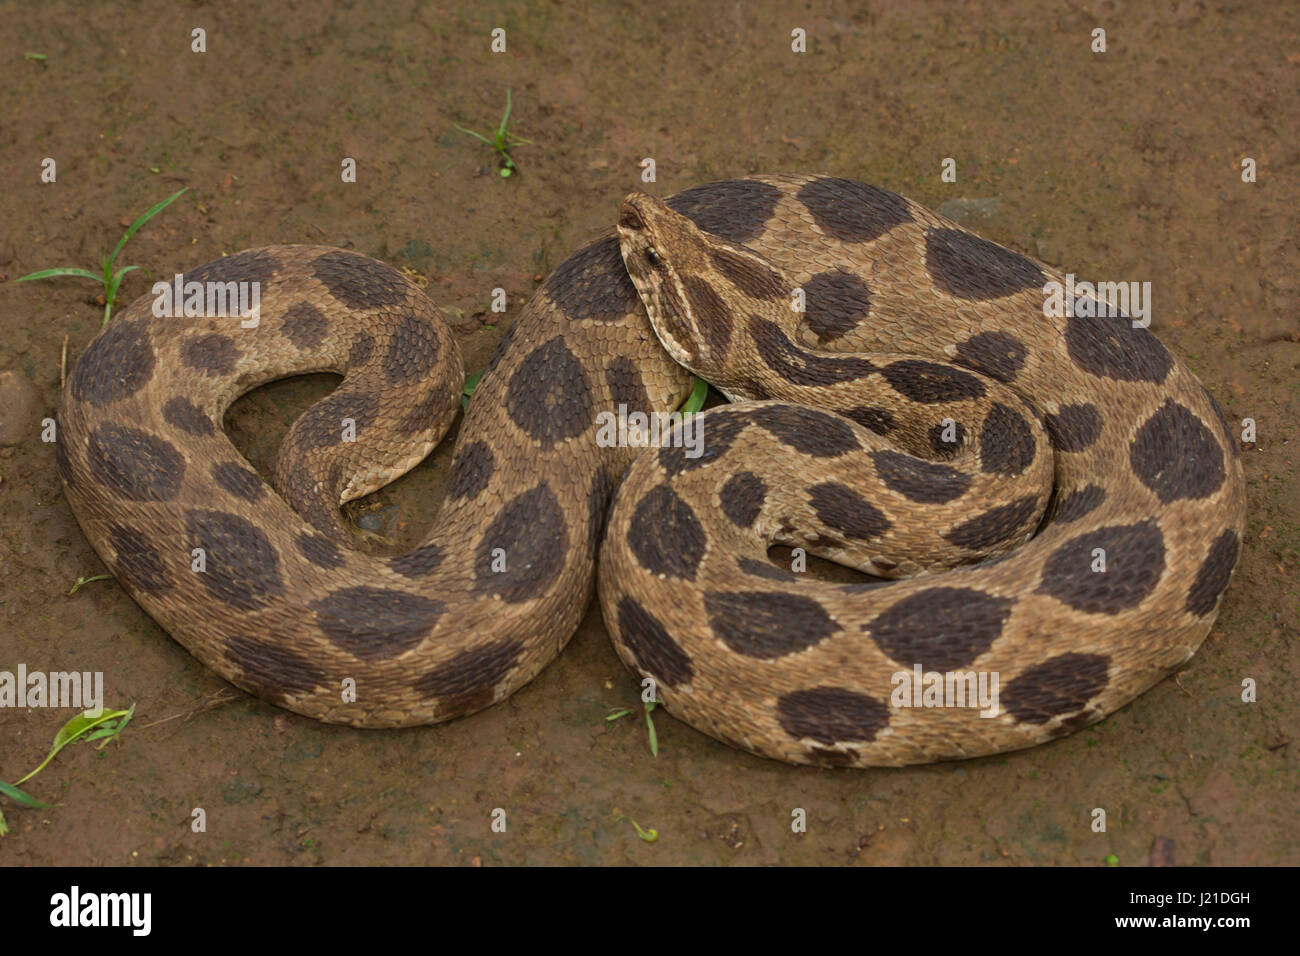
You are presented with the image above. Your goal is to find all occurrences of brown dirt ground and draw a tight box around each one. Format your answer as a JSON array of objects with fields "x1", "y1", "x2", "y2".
[{"x1": 0, "y1": 1, "x2": 1296, "y2": 866}]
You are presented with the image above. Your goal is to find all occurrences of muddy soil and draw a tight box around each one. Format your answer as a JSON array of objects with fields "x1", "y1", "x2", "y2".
[{"x1": 0, "y1": 1, "x2": 1296, "y2": 865}]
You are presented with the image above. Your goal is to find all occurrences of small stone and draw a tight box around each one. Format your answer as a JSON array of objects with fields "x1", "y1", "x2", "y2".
[{"x1": 936, "y1": 197, "x2": 1001, "y2": 225}]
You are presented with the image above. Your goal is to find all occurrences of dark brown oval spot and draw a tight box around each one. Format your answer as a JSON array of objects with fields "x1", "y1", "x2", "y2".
[
  {"x1": 311, "y1": 250, "x2": 410, "y2": 309},
  {"x1": 349, "y1": 331, "x2": 376, "y2": 366},
  {"x1": 629, "y1": 485, "x2": 707, "y2": 579},
  {"x1": 776, "y1": 686, "x2": 891, "y2": 744},
  {"x1": 1200, "y1": 384, "x2": 1239, "y2": 458},
  {"x1": 929, "y1": 419, "x2": 966, "y2": 458},
  {"x1": 808, "y1": 482, "x2": 890, "y2": 540},
  {"x1": 69, "y1": 317, "x2": 155, "y2": 406},
  {"x1": 297, "y1": 531, "x2": 344, "y2": 570},
  {"x1": 871, "y1": 450, "x2": 971, "y2": 504},
  {"x1": 721, "y1": 472, "x2": 766, "y2": 528},
  {"x1": 615, "y1": 596, "x2": 695, "y2": 689},
  {"x1": 1037, "y1": 521, "x2": 1166, "y2": 614},
  {"x1": 797, "y1": 178, "x2": 913, "y2": 243},
  {"x1": 382, "y1": 312, "x2": 441, "y2": 386},
  {"x1": 749, "y1": 404, "x2": 860, "y2": 457},
  {"x1": 659, "y1": 407, "x2": 751, "y2": 475},
  {"x1": 667, "y1": 179, "x2": 783, "y2": 244},
  {"x1": 1001, "y1": 653, "x2": 1111, "y2": 724},
  {"x1": 542, "y1": 235, "x2": 640, "y2": 322},
  {"x1": 945, "y1": 495, "x2": 1040, "y2": 551},
  {"x1": 413, "y1": 637, "x2": 524, "y2": 714},
  {"x1": 954, "y1": 330, "x2": 1027, "y2": 382},
  {"x1": 1185, "y1": 529, "x2": 1240, "y2": 616},
  {"x1": 867, "y1": 587, "x2": 1014, "y2": 671},
  {"x1": 448, "y1": 440, "x2": 495, "y2": 502},
  {"x1": 180, "y1": 333, "x2": 240, "y2": 376},
  {"x1": 1065, "y1": 310, "x2": 1173, "y2": 384},
  {"x1": 226, "y1": 632, "x2": 327, "y2": 700},
  {"x1": 211, "y1": 461, "x2": 265, "y2": 502},
  {"x1": 924, "y1": 227, "x2": 1044, "y2": 300},
  {"x1": 280, "y1": 301, "x2": 329, "y2": 350},
  {"x1": 183, "y1": 249, "x2": 279, "y2": 287},
  {"x1": 161, "y1": 396, "x2": 214, "y2": 436},
  {"x1": 842, "y1": 405, "x2": 895, "y2": 435},
  {"x1": 474, "y1": 482, "x2": 569, "y2": 602},
  {"x1": 704, "y1": 590, "x2": 837, "y2": 659},
  {"x1": 803, "y1": 269, "x2": 872, "y2": 343},
  {"x1": 312, "y1": 586, "x2": 444, "y2": 660},
  {"x1": 108, "y1": 524, "x2": 172, "y2": 594},
  {"x1": 388, "y1": 542, "x2": 445, "y2": 579},
  {"x1": 881, "y1": 360, "x2": 985, "y2": 404},
  {"x1": 505, "y1": 337, "x2": 596, "y2": 449},
  {"x1": 979, "y1": 403, "x2": 1037, "y2": 475},
  {"x1": 88, "y1": 422, "x2": 185, "y2": 502},
  {"x1": 186, "y1": 509, "x2": 285, "y2": 610},
  {"x1": 606, "y1": 356, "x2": 650, "y2": 415},
  {"x1": 396, "y1": 389, "x2": 453, "y2": 438},
  {"x1": 738, "y1": 556, "x2": 796, "y2": 581},
  {"x1": 1130, "y1": 400, "x2": 1225, "y2": 503},
  {"x1": 1053, "y1": 484, "x2": 1106, "y2": 523},
  {"x1": 1044, "y1": 403, "x2": 1104, "y2": 453},
  {"x1": 291, "y1": 390, "x2": 380, "y2": 449}
]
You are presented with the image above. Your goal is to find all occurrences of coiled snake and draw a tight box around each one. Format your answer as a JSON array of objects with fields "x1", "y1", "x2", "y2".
[{"x1": 57, "y1": 175, "x2": 1245, "y2": 766}]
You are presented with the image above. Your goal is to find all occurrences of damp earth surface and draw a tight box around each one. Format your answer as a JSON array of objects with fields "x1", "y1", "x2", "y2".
[{"x1": 0, "y1": 1, "x2": 1296, "y2": 864}]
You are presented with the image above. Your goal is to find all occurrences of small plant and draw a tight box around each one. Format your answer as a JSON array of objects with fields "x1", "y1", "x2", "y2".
[
  {"x1": 68, "y1": 573, "x2": 112, "y2": 595},
  {"x1": 613, "y1": 814, "x2": 659, "y2": 843},
  {"x1": 0, "y1": 703, "x2": 134, "y2": 836},
  {"x1": 454, "y1": 89, "x2": 534, "y2": 178},
  {"x1": 606, "y1": 697, "x2": 666, "y2": 757},
  {"x1": 15, "y1": 187, "x2": 188, "y2": 326}
]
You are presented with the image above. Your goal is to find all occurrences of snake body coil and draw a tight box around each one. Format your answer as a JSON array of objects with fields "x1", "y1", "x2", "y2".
[{"x1": 58, "y1": 175, "x2": 1245, "y2": 765}]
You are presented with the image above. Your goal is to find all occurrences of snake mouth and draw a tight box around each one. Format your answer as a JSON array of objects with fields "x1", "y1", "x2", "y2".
[{"x1": 634, "y1": 283, "x2": 695, "y2": 366}]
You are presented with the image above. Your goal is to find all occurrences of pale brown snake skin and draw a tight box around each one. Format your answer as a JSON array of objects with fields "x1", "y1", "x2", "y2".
[{"x1": 57, "y1": 175, "x2": 1245, "y2": 766}]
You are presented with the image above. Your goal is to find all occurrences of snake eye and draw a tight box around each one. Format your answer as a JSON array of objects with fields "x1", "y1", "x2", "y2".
[{"x1": 646, "y1": 247, "x2": 660, "y2": 265}]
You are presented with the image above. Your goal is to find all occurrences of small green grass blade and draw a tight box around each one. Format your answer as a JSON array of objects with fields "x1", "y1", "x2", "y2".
[
  {"x1": 499, "y1": 88, "x2": 513, "y2": 140},
  {"x1": 645, "y1": 699, "x2": 662, "y2": 757},
  {"x1": 0, "y1": 780, "x2": 51, "y2": 810},
  {"x1": 105, "y1": 187, "x2": 188, "y2": 270},
  {"x1": 454, "y1": 124, "x2": 494, "y2": 146},
  {"x1": 14, "y1": 267, "x2": 100, "y2": 282}
]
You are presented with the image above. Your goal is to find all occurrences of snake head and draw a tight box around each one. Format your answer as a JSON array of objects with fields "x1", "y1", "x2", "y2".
[{"x1": 617, "y1": 192, "x2": 793, "y2": 385}]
